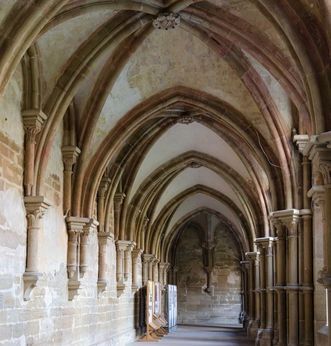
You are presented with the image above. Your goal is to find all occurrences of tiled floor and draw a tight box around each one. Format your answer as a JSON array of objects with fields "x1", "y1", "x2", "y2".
[{"x1": 131, "y1": 325, "x2": 255, "y2": 345}]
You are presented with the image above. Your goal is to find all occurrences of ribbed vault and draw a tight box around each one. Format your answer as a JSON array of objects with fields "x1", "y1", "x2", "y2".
[{"x1": 1, "y1": 0, "x2": 331, "y2": 305}]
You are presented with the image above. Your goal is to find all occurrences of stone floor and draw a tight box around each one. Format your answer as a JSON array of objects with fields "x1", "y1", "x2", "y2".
[{"x1": 131, "y1": 325, "x2": 255, "y2": 345}]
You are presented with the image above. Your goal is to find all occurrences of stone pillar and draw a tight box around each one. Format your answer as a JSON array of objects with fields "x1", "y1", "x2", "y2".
[
  {"x1": 246, "y1": 252, "x2": 260, "y2": 336},
  {"x1": 66, "y1": 216, "x2": 90, "y2": 300},
  {"x1": 97, "y1": 232, "x2": 112, "y2": 294},
  {"x1": 271, "y1": 209, "x2": 300, "y2": 346},
  {"x1": 22, "y1": 109, "x2": 47, "y2": 196},
  {"x1": 116, "y1": 240, "x2": 128, "y2": 290},
  {"x1": 97, "y1": 176, "x2": 110, "y2": 233},
  {"x1": 132, "y1": 248, "x2": 143, "y2": 290},
  {"x1": 245, "y1": 253, "x2": 256, "y2": 336},
  {"x1": 255, "y1": 238, "x2": 275, "y2": 345},
  {"x1": 23, "y1": 196, "x2": 50, "y2": 300},
  {"x1": 302, "y1": 156, "x2": 314, "y2": 346},
  {"x1": 80, "y1": 218, "x2": 98, "y2": 277},
  {"x1": 273, "y1": 221, "x2": 287, "y2": 346},
  {"x1": 240, "y1": 260, "x2": 249, "y2": 327},
  {"x1": 153, "y1": 258, "x2": 159, "y2": 282},
  {"x1": 163, "y1": 263, "x2": 170, "y2": 286},
  {"x1": 124, "y1": 241, "x2": 136, "y2": 281},
  {"x1": 142, "y1": 254, "x2": 151, "y2": 285},
  {"x1": 62, "y1": 146, "x2": 81, "y2": 215},
  {"x1": 304, "y1": 131, "x2": 331, "y2": 343},
  {"x1": 114, "y1": 193, "x2": 125, "y2": 240}
]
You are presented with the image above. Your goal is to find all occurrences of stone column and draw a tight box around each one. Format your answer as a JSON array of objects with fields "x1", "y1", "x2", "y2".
[
  {"x1": 97, "y1": 176, "x2": 110, "y2": 233},
  {"x1": 116, "y1": 240, "x2": 127, "y2": 290},
  {"x1": 80, "y1": 218, "x2": 98, "y2": 277},
  {"x1": 22, "y1": 110, "x2": 47, "y2": 196},
  {"x1": 66, "y1": 216, "x2": 89, "y2": 300},
  {"x1": 114, "y1": 193, "x2": 125, "y2": 240},
  {"x1": 163, "y1": 263, "x2": 170, "y2": 287},
  {"x1": 124, "y1": 241, "x2": 136, "y2": 281},
  {"x1": 271, "y1": 209, "x2": 300, "y2": 346},
  {"x1": 240, "y1": 260, "x2": 249, "y2": 327},
  {"x1": 132, "y1": 248, "x2": 143, "y2": 290},
  {"x1": 273, "y1": 221, "x2": 287, "y2": 346},
  {"x1": 153, "y1": 258, "x2": 159, "y2": 282},
  {"x1": 148, "y1": 256, "x2": 155, "y2": 281},
  {"x1": 62, "y1": 146, "x2": 81, "y2": 215},
  {"x1": 255, "y1": 238, "x2": 275, "y2": 345},
  {"x1": 97, "y1": 232, "x2": 112, "y2": 294},
  {"x1": 246, "y1": 252, "x2": 260, "y2": 336},
  {"x1": 302, "y1": 156, "x2": 314, "y2": 346},
  {"x1": 245, "y1": 253, "x2": 256, "y2": 336},
  {"x1": 142, "y1": 254, "x2": 151, "y2": 285},
  {"x1": 305, "y1": 131, "x2": 331, "y2": 343},
  {"x1": 23, "y1": 196, "x2": 50, "y2": 300}
]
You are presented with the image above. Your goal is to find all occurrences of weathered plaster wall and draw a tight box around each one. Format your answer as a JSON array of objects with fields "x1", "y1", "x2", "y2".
[
  {"x1": 176, "y1": 220, "x2": 241, "y2": 326},
  {"x1": 0, "y1": 69, "x2": 137, "y2": 346}
]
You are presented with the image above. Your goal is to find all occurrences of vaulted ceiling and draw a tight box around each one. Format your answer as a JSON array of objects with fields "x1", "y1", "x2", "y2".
[{"x1": 1, "y1": 0, "x2": 330, "y2": 260}]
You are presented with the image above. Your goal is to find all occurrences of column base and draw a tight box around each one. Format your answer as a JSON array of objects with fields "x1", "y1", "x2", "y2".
[
  {"x1": 247, "y1": 319, "x2": 259, "y2": 337},
  {"x1": 23, "y1": 271, "x2": 42, "y2": 301},
  {"x1": 256, "y1": 328, "x2": 273, "y2": 346}
]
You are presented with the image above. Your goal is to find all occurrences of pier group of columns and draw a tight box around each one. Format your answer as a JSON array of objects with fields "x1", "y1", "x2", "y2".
[{"x1": 245, "y1": 133, "x2": 331, "y2": 345}]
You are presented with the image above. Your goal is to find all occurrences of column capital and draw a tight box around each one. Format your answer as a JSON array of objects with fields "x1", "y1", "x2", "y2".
[
  {"x1": 308, "y1": 185, "x2": 325, "y2": 205},
  {"x1": 132, "y1": 248, "x2": 143, "y2": 259},
  {"x1": 269, "y1": 209, "x2": 300, "y2": 228},
  {"x1": 114, "y1": 193, "x2": 126, "y2": 207},
  {"x1": 293, "y1": 134, "x2": 309, "y2": 154},
  {"x1": 255, "y1": 237, "x2": 275, "y2": 248},
  {"x1": 98, "y1": 176, "x2": 111, "y2": 197},
  {"x1": 142, "y1": 253, "x2": 155, "y2": 264},
  {"x1": 22, "y1": 109, "x2": 47, "y2": 136},
  {"x1": 66, "y1": 216, "x2": 90, "y2": 234},
  {"x1": 245, "y1": 251, "x2": 259, "y2": 261},
  {"x1": 98, "y1": 231, "x2": 112, "y2": 244},
  {"x1": 62, "y1": 145, "x2": 81, "y2": 167},
  {"x1": 24, "y1": 196, "x2": 50, "y2": 222},
  {"x1": 159, "y1": 262, "x2": 170, "y2": 270},
  {"x1": 116, "y1": 239, "x2": 135, "y2": 252},
  {"x1": 82, "y1": 218, "x2": 99, "y2": 235}
]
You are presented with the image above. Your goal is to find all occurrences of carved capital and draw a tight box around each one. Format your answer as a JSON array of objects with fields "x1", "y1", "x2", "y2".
[
  {"x1": 62, "y1": 145, "x2": 81, "y2": 170},
  {"x1": 114, "y1": 193, "x2": 126, "y2": 211},
  {"x1": 308, "y1": 185, "x2": 325, "y2": 208},
  {"x1": 98, "y1": 231, "x2": 112, "y2": 245},
  {"x1": 132, "y1": 248, "x2": 143, "y2": 262},
  {"x1": 245, "y1": 251, "x2": 259, "y2": 262},
  {"x1": 255, "y1": 237, "x2": 275, "y2": 249},
  {"x1": 66, "y1": 216, "x2": 89, "y2": 234},
  {"x1": 142, "y1": 253, "x2": 155, "y2": 264},
  {"x1": 116, "y1": 239, "x2": 135, "y2": 252},
  {"x1": 269, "y1": 209, "x2": 300, "y2": 230},
  {"x1": 293, "y1": 134, "x2": 309, "y2": 153},
  {"x1": 22, "y1": 109, "x2": 47, "y2": 140},
  {"x1": 24, "y1": 196, "x2": 50, "y2": 228},
  {"x1": 82, "y1": 218, "x2": 99, "y2": 236},
  {"x1": 98, "y1": 176, "x2": 111, "y2": 198}
]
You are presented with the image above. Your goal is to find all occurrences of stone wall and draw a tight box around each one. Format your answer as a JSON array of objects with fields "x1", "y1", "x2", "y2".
[
  {"x1": 0, "y1": 67, "x2": 137, "y2": 346},
  {"x1": 176, "y1": 218, "x2": 242, "y2": 326}
]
